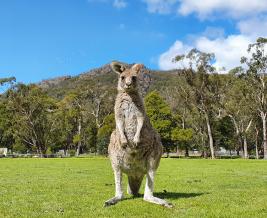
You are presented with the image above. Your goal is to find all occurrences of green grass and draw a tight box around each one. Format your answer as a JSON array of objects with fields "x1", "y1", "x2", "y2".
[{"x1": 0, "y1": 158, "x2": 266, "y2": 218}]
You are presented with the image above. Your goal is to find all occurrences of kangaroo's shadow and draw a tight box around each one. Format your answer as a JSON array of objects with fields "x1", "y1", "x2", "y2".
[
  {"x1": 154, "y1": 191, "x2": 207, "y2": 199},
  {"x1": 125, "y1": 191, "x2": 206, "y2": 200}
]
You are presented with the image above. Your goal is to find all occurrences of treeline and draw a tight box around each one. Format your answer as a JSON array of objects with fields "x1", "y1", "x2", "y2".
[{"x1": 1, "y1": 38, "x2": 267, "y2": 159}]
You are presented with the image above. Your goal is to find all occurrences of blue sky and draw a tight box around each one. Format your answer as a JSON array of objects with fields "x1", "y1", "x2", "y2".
[{"x1": 1, "y1": 0, "x2": 267, "y2": 84}]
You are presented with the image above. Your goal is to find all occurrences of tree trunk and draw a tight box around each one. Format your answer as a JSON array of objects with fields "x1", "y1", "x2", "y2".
[
  {"x1": 205, "y1": 113, "x2": 215, "y2": 159},
  {"x1": 203, "y1": 150, "x2": 208, "y2": 158},
  {"x1": 243, "y1": 136, "x2": 248, "y2": 159},
  {"x1": 255, "y1": 128, "x2": 259, "y2": 159},
  {"x1": 76, "y1": 117, "x2": 82, "y2": 157},
  {"x1": 201, "y1": 133, "x2": 208, "y2": 158},
  {"x1": 261, "y1": 112, "x2": 267, "y2": 159},
  {"x1": 185, "y1": 146, "x2": 189, "y2": 157},
  {"x1": 176, "y1": 146, "x2": 180, "y2": 156},
  {"x1": 255, "y1": 142, "x2": 259, "y2": 160}
]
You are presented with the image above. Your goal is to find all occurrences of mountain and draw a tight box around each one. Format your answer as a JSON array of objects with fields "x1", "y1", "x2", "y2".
[{"x1": 38, "y1": 62, "x2": 181, "y2": 99}]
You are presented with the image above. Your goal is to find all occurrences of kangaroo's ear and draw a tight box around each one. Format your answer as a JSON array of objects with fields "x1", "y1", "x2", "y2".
[
  {"x1": 132, "y1": 64, "x2": 144, "y2": 74},
  {"x1": 110, "y1": 61, "x2": 126, "y2": 74}
]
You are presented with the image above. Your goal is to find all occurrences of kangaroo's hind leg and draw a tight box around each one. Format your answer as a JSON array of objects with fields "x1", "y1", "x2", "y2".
[
  {"x1": 143, "y1": 169, "x2": 173, "y2": 208},
  {"x1": 143, "y1": 150, "x2": 173, "y2": 208},
  {"x1": 104, "y1": 166, "x2": 124, "y2": 207}
]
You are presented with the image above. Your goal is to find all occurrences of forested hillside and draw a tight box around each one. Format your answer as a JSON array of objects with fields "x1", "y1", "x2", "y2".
[
  {"x1": 1, "y1": 38, "x2": 267, "y2": 159},
  {"x1": 38, "y1": 63, "x2": 177, "y2": 98}
]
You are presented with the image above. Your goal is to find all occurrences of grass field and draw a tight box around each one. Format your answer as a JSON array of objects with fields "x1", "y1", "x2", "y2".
[{"x1": 0, "y1": 158, "x2": 266, "y2": 218}]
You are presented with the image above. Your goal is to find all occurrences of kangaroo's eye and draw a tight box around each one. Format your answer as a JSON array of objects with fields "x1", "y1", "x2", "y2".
[
  {"x1": 121, "y1": 76, "x2": 125, "y2": 80},
  {"x1": 132, "y1": 76, "x2": 137, "y2": 82}
]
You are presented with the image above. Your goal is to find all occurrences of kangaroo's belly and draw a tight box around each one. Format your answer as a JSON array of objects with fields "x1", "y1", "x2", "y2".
[{"x1": 120, "y1": 148, "x2": 148, "y2": 175}]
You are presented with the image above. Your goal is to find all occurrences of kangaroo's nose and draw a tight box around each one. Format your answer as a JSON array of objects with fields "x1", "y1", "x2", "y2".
[{"x1": 126, "y1": 80, "x2": 131, "y2": 86}]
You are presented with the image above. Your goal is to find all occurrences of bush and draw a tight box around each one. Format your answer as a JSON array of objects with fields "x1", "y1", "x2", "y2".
[{"x1": 69, "y1": 149, "x2": 76, "y2": 157}]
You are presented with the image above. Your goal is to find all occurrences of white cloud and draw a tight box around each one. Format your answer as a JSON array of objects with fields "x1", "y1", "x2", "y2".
[
  {"x1": 159, "y1": 41, "x2": 192, "y2": 70},
  {"x1": 237, "y1": 17, "x2": 267, "y2": 37},
  {"x1": 202, "y1": 27, "x2": 225, "y2": 39},
  {"x1": 158, "y1": 14, "x2": 267, "y2": 72},
  {"x1": 178, "y1": 0, "x2": 267, "y2": 18},
  {"x1": 142, "y1": 0, "x2": 179, "y2": 14},
  {"x1": 195, "y1": 35, "x2": 252, "y2": 71},
  {"x1": 87, "y1": 0, "x2": 127, "y2": 9},
  {"x1": 145, "y1": 1, "x2": 267, "y2": 72},
  {"x1": 113, "y1": 0, "x2": 127, "y2": 9},
  {"x1": 159, "y1": 35, "x2": 252, "y2": 72},
  {"x1": 142, "y1": 0, "x2": 267, "y2": 18}
]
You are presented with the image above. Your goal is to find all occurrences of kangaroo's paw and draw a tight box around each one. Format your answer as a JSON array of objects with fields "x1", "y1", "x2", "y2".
[
  {"x1": 144, "y1": 196, "x2": 173, "y2": 208},
  {"x1": 104, "y1": 196, "x2": 123, "y2": 207},
  {"x1": 133, "y1": 135, "x2": 140, "y2": 145},
  {"x1": 120, "y1": 136, "x2": 128, "y2": 147}
]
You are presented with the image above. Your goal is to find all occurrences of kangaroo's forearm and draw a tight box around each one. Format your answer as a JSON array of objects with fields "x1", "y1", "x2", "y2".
[{"x1": 134, "y1": 116, "x2": 144, "y2": 143}]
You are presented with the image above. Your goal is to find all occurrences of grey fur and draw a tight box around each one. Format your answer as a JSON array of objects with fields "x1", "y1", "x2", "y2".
[{"x1": 104, "y1": 62, "x2": 173, "y2": 208}]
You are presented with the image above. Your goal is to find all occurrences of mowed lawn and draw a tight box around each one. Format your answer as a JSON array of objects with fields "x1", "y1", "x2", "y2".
[{"x1": 0, "y1": 158, "x2": 266, "y2": 218}]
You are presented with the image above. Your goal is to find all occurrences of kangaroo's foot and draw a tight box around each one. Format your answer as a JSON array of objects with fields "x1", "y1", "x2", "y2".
[
  {"x1": 104, "y1": 196, "x2": 124, "y2": 207},
  {"x1": 144, "y1": 195, "x2": 173, "y2": 208}
]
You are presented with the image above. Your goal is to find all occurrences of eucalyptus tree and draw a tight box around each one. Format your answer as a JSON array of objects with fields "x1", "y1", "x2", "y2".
[
  {"x1": 0, "y1": 77, "x2": 16, "y2": 88},
  {"x1": 174, "y1": 49, "x2": 224, "y2": 159},
  {"x1": 54, "y1": 83, "x2": 115, "y2": 156},
  {"x1": 7, "y1": 84, "x2": 56, "y2": 155},
  {"x1": 82, "y1": 84, "x2": 115, "y2": 154},
  {"x1": 85, "y1": 86, "x2": 113, "y2": 129},
  {"x1": 160, "y1": 76, "x2": 195, "y2": 155},
  {"x1": 0, "y1": 99, "x2": 14, "y2": 150},
  {"x1": 56, "y1": 92, "x2": 85, "y2": 156},
  {"x1": 225, "y1": 69, "x2": 255, "y2": 158},
  {"x1": 0, "y1": 77, "x2": 16, "y2": 149},
  {"x1": 253, "y1": 116, "x2": 262, "y2": 159},
  {"x1": 53, "y1": 94, "x2": 79, "y2": 154},
  {"x1": 241, "y1": 37, "x2": 267, "y2": 159}
]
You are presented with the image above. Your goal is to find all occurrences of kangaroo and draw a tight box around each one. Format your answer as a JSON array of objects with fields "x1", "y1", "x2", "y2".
[{"x1": 104, "y1": 61, "x2": 172, "y2": 208}]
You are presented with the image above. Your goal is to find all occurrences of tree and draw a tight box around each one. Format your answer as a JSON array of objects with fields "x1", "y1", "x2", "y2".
[
  {"x1": 55, "y1": 92, "x2": 84, "y2": 156},
  {"x1": 171, "y1": 127, "x2": 193, "y2": 157},
  {"x1": 97, "y1": 113, "x2": 115, "y2": 154},
  {"x1": 0, "y1": 77, "x2": 16, "y2": 151},
  {"x1": 0, "y1": 77, "x2": 16, "y2": 90},
  {"x1": 52, "y1": 97, "x2": 77, "y2": 154},
  {"x1": 145, "y1": 91, "x2": 174, "y2": 154},
  {"x1": 7, "y1": 84, "x2": 56, "y2": 156},
  {"x1": 86, "y1": 87, "x2": 111, "y2": 129},
  {"x1": 0, "y1": 99, "x2": 14, "y2": 149},
  {"x1": 241, "y1": 37, "x2": 267, "y2": 159},
  {"x1": 213, "y1": 116, "x2": 235, "y2": 155},
  {"x1": 85, "y1": 122, "x2": 98, "y2": 154},
  {"x1": 225, "y1": 70, "x2": 255, "y2": 158},
  {"x1": 174, "y1": 49, "x2": 224, "y2": 159}
]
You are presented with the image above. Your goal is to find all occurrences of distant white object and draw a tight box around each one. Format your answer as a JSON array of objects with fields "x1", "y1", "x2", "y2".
[
  {"x1": 58, "y1": 150, "x2": 65, "y2": 155},
  {"x1": 0, "y1": 148, "x2": 8, "y2": 156},
  {"x1": 219, "y1": 147, "x2": 227, "y2": 153}
]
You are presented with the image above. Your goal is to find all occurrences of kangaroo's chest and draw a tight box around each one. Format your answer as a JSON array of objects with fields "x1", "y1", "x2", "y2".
[
  {"x1": 121, "y1": 100, "x2": 138, "y2": 120},
  {"x1": 121, "y1": 100, "x2": 138, "y2": 137}
]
